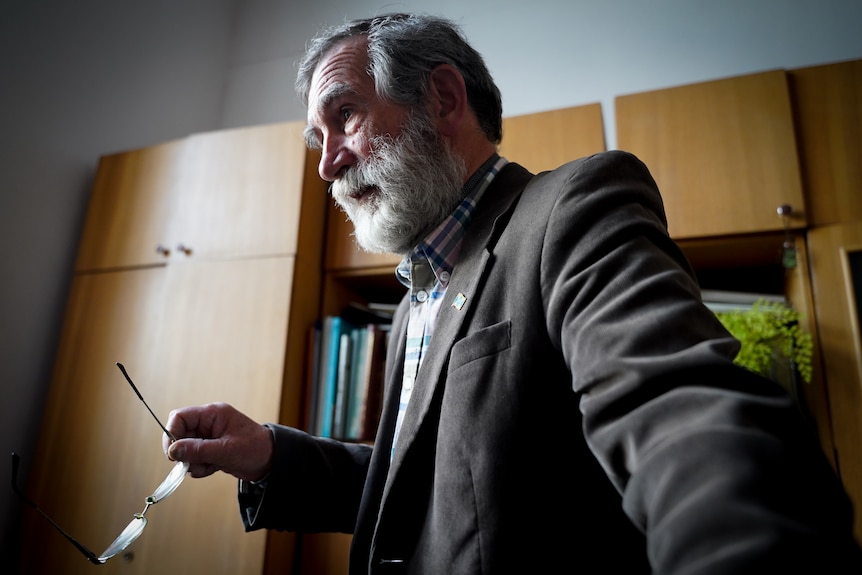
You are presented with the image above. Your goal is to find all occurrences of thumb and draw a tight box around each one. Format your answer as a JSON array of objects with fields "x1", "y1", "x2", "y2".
[
  {"x1": 167, "y1": 439, "x2": 187, "y2": 462},
  {"x1": 167, "y1": 438, "x2": 222, "y2": 478}
]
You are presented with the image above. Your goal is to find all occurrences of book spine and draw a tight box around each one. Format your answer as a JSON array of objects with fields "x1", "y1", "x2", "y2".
[{"x1": 317, "y1": 316, "x2": 341, "y2": 437}]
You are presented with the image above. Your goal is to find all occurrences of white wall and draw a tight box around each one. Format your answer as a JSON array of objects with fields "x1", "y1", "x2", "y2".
[
  {"x1": 221, "y1": 0, "x2": 862, "y2": 148},
  {"x1": 2, "y1": 0, "x2": 861, "y2": 566}
]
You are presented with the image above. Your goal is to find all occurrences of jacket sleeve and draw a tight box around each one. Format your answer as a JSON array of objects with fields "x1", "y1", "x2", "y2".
[
  {"x1": 239, "y1": 423, "x2": 373, "y2": 534},
  {"x1": 541, "y1": 150, "x2": 862, "y2": 572}
]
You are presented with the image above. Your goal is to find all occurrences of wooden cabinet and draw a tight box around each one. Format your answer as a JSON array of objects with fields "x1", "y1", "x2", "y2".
[
  {"x1": 76, "y1": 123, "x2": 316, "y2": 271},
  {"x1": 612, "y1": 67, "x2": 852, "y2": 470},
  {"x1": 614, "y1": 63, "x2": 862, "y2": 538},
  {"x1": 615, "y1": 70, "x2": 806, "y2": 239},
  {"x1": 791, "y1": 60, "x2": 862, "y2": 541},
  {"x1": 21, "y1": 122, "x2": 327, "y2": 574},
  {"x1": 74, "y1": 138, "x2": 187, "y2": 270},
  {"x1": 788, "y1": 59, "x2": 862, "y2": 227},
  {"x1": 173, "y1": 125, "x2": 314, "y2": 262},
  {"x1": 674, "y1": 231, "x2": 836, "y2": 466},
  {"x1": 806, "y1": 223, "x2": 862, "y2": 539},
  {"x1": 498, "y1": 103, "x2": 606, "y2": 173}
]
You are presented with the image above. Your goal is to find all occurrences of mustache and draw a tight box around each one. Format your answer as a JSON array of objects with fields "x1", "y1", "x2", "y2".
[
  {"x1": 331, "y1": 164, "x2": 372, "y2": 200},
  {"x1": 330, "y1": 139, "x2": 403, "y2": 208}
]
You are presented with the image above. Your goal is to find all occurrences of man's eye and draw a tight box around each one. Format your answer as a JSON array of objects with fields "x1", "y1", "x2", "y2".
[{"x1": 341, "y1": 108, "x2": 353, "y2": 121}]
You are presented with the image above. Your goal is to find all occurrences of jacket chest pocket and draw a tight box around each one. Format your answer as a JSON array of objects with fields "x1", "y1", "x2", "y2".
[{"x1": 449, "y1": 319, "x2": 511, "y2": 371}]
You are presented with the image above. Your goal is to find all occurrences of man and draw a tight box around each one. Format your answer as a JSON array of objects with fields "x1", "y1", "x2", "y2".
[{"x1": 164, "y1": 13, "x2": 862, "y2": 574}]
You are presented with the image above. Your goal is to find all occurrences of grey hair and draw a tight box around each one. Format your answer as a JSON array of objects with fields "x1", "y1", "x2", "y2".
[{"x1": 296, "y1": 13, "x2": 503, "y2": 144}]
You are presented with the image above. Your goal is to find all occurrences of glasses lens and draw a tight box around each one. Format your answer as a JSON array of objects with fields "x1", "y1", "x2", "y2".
[
  {"x1": 150, "y1": 460, "x2": 189, "y2": 504},
  {"x1": 98, "y1": 515, "x2": 147, "y2": 562},
  {"x1": 96, "y1": 461, "x2": 188, "y2": 561}
]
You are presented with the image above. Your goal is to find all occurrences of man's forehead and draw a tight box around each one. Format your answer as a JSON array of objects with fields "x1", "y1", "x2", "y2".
[{"x1": 309, "y1": 36, "x2": 369, "y2": 94}]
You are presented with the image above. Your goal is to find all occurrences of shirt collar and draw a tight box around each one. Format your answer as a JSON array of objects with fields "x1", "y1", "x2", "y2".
[{"x1": 397, "y1": 154, "x2": 509, "y2": 288}]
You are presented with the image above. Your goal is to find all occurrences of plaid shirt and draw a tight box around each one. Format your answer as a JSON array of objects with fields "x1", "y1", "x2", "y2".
[{"x1": 391, "y1": 154, "x2": 509, "y2": 458}]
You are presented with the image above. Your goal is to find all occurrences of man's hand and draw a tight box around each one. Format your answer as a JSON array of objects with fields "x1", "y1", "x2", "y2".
[{"x1": 163, "y1": 402, "x2": 274, "y2": 482}]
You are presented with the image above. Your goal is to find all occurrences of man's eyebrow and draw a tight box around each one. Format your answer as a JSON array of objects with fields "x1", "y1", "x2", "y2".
[{"x1": 317, "y1": 82, "x2": 357, "y2": 110}]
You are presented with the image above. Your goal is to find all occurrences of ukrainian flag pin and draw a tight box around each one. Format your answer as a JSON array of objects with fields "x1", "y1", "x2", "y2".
[{"x1": 452, "y1": 292, "x2": 467, "y2": 310}]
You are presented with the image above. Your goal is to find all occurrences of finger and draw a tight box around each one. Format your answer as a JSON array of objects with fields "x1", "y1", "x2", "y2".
[
  {"x1": 167, "y1": 403, "x2": 232, "y2": 438},
  {"x1": 167, "y1": 436, "x2": 194, "y2": 463},
  {"x1": 168, "y1": 436, "x2": 229, "y2": 472},
  {"x1": 188, "y1": 463, "x2": 219, "y2": 479},
  {"x1": 169, "y1": 437, "x2": 243, "y2": 479},
  {"x1": 164, "y1": 408, "x2": 205, "y2": 459},
  {"x1": 166, "y1": 407, "x2": 200, "y2": 436},
  {"x1": 163, "y1": 404, "x2": 214, "y2": 455},
  {"x1": 164, "y1": 408, "x2": 191, "y2": 456}
]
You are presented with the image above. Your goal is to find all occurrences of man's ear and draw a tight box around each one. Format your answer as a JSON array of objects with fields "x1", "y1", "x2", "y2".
[{"x1": 428, "y1": 64, "x2": 468, "y2": 138}]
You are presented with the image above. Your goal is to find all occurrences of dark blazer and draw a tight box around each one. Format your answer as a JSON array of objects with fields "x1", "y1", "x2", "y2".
[{"x1": 242, "y1": 151, "x2": 861, "y2": 574}]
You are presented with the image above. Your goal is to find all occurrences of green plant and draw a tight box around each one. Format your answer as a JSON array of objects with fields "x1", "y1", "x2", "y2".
[{"x1": 715, "y1": 299, "x2": 814, "y2": 385}]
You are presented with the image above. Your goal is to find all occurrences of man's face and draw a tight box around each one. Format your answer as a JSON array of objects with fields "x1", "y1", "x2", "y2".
[{"x1": 305, "y1": 37, "x2": 465, "y2": 255}]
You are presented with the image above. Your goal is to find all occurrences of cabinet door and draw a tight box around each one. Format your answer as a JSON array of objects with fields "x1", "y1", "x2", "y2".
[
  {"x1": 75, "y1": 122, "x2": 317, "y2": 272},
  {"x1": 789, "y1": 59, "x2": 862, "y2": 227},
  {"x1": 175, "y1": 122, "x2": 312, "y2": 261},
  {"x1": 20, "y1": 257, "x2": 301, "y2": 574},
  {"x1": 75, "y1": 139, "x2": 187, "y2": 271},
  {"x1": 133, "y1": 257, "x2": 299, "y2": 575},
  {"x1": 20, "y1": 266, "x2": 172, "y2": 573},
  {"x1": 498, "y1": 103, "x2": 606, "y2": 173},
  {"x1": 615, "y1": 70, "x2": 806, "y2": 239},
  {"x1": 807, "y1": 223, "x2": 862, "y2": 540}
]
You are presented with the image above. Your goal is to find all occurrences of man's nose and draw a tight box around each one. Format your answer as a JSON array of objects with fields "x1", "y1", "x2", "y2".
[{"x1": 319, "y1": 135, "x2": 355, "y2": 181}]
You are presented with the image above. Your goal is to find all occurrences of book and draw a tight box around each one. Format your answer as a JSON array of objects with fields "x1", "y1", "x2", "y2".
[
  {"x1": 344, "y1": 325, "x2": 370, "y2": 440},
  {"x1": 332, "y1": 330, "x2": 353, "y2": 439},
  {"x1": 309, "y1": 311, "x2": 392, "y2": 440},
  {"x1": 359, "y1": 323, "x2": 390, "y2": 441},
  {"x1": 316, "y1": 316, "x2": 352, "y2": 437},
  {"x1": 303, "y1": 321, "x2": 322, "y2": 433}
]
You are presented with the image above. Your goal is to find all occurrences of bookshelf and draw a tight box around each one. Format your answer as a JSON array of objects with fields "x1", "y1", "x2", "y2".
[{"x1": 305, "y1": 314, "x2": 391, "y2": 443}]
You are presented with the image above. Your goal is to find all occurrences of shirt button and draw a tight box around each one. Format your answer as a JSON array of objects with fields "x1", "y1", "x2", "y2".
[
  {"x1": 439, "y1": 270, "x2": 451, "y2": 283},
  {"x1": 416, "y1": 290, "x2": 428, "y2": 302}
]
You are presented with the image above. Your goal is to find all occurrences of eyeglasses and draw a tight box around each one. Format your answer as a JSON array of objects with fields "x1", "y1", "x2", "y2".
[{"x1": 11, "y1": 362, "x2": 189, "y2": 565}]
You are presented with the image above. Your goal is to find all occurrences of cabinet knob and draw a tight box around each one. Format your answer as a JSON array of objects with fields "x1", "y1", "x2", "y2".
[
  {"x1": 776, "y1": 204, "x2": 793, "y2": 217},
  {"x1": 156, "y1": 244, "x2": 170, "y2": 257},
  {"x1": 177, "y1": 244, "x2": 193, "y2": 256}
]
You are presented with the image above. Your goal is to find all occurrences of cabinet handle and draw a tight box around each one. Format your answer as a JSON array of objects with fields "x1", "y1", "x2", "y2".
[
  {"x1": 156, "y1": 244, "x2": 170, "y2": 257},
  {"x1": 776, "y1": 204, "x2": 793, "y2": 217},
  {"x1": 776, "y1": 205, "x2": 797, "y2": 269},
  {"x1": 177, "y1": 243, "x2": 193, "y2": 256}
]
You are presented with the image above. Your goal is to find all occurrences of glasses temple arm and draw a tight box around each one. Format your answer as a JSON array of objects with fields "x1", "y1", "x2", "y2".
[
  {"x1": 116, "y1": 362, "x2": 176, "y2": 442},
  {"x1": 10, "y1": 452, "x2": 103, "y2": 565}
]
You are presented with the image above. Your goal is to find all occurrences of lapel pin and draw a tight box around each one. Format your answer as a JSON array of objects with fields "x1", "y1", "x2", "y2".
[{"x1": 452, "y1": 292, "x2": 467, "y2": 310}]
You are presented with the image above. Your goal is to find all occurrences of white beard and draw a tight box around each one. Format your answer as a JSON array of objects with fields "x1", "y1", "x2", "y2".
[{"x1": 330, "y1": 111, "x2": 466, "y2": 255}]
